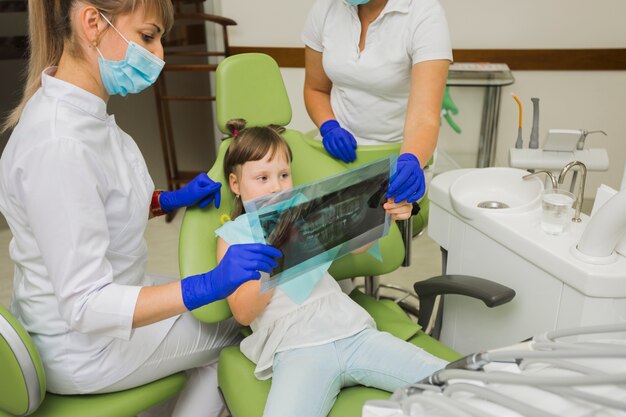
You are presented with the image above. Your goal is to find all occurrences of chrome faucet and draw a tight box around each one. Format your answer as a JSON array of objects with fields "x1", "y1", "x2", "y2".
[
  {"x1": 523, "y1": 170, "x2": 558, "y2": 189},
  {"x1": 558, "y1": 160, "x2": 587, "y2": 222}
]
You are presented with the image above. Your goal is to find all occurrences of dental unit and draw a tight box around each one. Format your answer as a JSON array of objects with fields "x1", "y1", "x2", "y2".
[{"x1": 426, "y1": 160, "x2": 626, "y2": 356}]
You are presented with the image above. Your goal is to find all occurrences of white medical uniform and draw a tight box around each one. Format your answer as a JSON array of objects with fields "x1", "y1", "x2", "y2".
[
  {"x1": 0, "y1": 68, "x2": 178, "y2": 394},
  {"x1": 302, "y1": 0, "x2": 453, "y2": 145}
]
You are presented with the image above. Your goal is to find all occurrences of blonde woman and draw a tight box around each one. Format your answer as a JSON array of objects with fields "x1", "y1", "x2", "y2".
[{"x1": 0, "y1": 2, "x2": 279, "y2": 415}]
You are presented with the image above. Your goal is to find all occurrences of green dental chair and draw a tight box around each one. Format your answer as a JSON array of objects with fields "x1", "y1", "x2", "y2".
[
  {"x1": 0, "y1": 304, "x2": 186, "y2": 417},
  {"x1": 178, "y1": 53, "x2": 514, "y2": 417}
]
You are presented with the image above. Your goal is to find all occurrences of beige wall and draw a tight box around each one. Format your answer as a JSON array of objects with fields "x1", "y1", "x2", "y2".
[
  {"x1": 218, "y1": 0, "x2": 626, "y2": 196},
  {"x1": 220, "y1": 0, "x2": 626, "y2": 48},
  {"x1": 442, "y1": 0, "x2": 626, "y2": 49}
]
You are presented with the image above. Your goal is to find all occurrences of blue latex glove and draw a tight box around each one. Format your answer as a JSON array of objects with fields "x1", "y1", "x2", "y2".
[
  {"x1": 320, "y1": 120, "x2": 357, "y2": 163},
  {"x1": 181, "y1": 243, "x2": 282, "y2": 310},
  {"x1": 386, "y1": 153, "x2": 425, "y2": 203},
  {"x1": 160, "y1": 173, "x2": 221, "y2": 212}
]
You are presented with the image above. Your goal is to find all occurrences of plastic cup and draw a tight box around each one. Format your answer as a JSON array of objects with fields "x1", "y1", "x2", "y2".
[{"x1": 541, "y1": 189, "x2": 575, "y2": 235}]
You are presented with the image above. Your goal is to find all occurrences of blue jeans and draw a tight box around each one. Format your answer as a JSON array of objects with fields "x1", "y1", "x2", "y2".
[{"x1": 262, "y1": 328, "x2": 448, "y2": 417}]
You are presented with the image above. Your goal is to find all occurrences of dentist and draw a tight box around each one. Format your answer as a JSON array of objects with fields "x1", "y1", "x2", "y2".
[{"x1": 0, "y1": 1, "x2": 280, "y2": 416}]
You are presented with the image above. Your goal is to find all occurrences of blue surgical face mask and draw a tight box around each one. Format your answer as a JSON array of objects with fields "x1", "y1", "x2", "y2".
[
  {"x1": 345, "y1": 0, "x2": 370, "y2": 5},
  {"x1": 96, "y1": 13, "x2": 165, "y2": 97}
]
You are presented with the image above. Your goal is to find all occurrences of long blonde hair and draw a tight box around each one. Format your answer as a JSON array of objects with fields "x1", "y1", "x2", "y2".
[{"x1": 1, "y1": 0, "x2": 174, "y2": 133}]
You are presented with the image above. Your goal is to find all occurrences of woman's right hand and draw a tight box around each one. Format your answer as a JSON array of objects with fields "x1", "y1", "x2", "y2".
[
  {"x1": 180, "y1": 244, "x2": 282, "y2": 311},
  {"x1": 320, "y1": 120, "x2": 357, "y2": 163}
]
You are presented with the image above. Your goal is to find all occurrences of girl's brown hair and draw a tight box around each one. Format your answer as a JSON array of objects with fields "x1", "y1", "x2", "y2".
[
  {"x1": 2, "y1": 0, "x2": 174, "y2": 133},
  {"x1": 223, "y1": 119, "x2": 293, "y2": 218}
]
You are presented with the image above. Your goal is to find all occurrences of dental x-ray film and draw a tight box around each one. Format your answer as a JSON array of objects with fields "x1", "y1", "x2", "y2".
[{"x1": 243, "y1": 156, "x2": 394, "y2": 292}]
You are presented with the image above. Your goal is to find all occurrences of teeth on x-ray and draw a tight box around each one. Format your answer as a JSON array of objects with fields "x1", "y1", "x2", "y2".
[{"x1": 244, "y1": 157, "x2": 394, "y2": 291}]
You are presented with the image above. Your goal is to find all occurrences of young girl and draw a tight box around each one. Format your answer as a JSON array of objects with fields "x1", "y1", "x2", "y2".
[{"x1": 216, "y1": 119, "x2": 448, "y2": 417}]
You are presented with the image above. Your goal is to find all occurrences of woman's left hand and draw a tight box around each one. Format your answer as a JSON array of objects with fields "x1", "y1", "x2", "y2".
[
  {"x1": 383, "y1": 198, "x2": 413, "y2": 221},
  {"x1": 386, "y1": 153, "x2": 425, "y2": 203},
  {"x1": 160, "y1": 173, "x2": 222, "y2": 212}
]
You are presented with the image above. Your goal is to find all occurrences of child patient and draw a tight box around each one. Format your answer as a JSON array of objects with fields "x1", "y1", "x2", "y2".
[{"x1": 216, "y1": 119, "x2": 448, "y2": 417}]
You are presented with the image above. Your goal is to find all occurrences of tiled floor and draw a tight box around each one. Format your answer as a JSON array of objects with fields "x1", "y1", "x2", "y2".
[{"x1": 0, "y1": 214, "x2": 442, "y2": 309}]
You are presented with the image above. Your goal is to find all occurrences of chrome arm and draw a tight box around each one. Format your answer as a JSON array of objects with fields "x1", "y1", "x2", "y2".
[
  {"x1": 558, "y1": 161, "x2": 587, "y2": 223},
  {"x1": 523, "y1": 170, "x2": 558, "y2": 189}
]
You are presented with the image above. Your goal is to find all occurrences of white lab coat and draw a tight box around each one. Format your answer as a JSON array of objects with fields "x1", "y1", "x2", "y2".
[{"x1": 0, "y1": 68, "x2": 177, "y2": 394}]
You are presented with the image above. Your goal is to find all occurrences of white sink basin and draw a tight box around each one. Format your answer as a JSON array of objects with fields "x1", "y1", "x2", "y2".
[{"x1": 450, "y1": 167, "x2": 544, "y2": 219}]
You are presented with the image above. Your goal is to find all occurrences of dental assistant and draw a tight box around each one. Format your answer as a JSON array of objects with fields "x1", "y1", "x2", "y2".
[
  {"x1": 0, "y1": 1, "x2": 280, "y2": 415},
  {"x1": 303, "y1": 0, "x2": 452, "y2": 203}
]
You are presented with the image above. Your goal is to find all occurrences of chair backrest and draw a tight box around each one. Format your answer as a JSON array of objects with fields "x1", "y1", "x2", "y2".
[
  {"x1": 178, "y1": 53, "x2": 405, "y2": 323},
  {"x1": 302, "y1": 134, "x2": 402, "y2": 168},
  {"x1": 179, "y1": 53, "x2": 292, "y2": 323},
  {"x1": 216, "y1": 53, "x2": 292, "y2": 134},
  {"x1": 0, "y1": 304, "x2": 46, "y2": 416}
]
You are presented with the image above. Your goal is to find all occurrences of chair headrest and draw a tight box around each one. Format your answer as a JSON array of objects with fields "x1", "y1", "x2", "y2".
[{"x1": 216, "y1": 53, "x2": 292, "y2": 134}]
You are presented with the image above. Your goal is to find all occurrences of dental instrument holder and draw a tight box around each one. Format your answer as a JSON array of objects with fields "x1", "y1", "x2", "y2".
[
  {"x1": 569, "y1": 130, "x2": 607, "y2": 193},
  {"x1": 509, "y1": 148, "x2": 608, "y2": 171},
  {"x1": 529, "y1": 97, "x2": 540, "y2": 149},
  {"x1": 514, "y1": 125, "x2": 523, "y2": 149},
  {"x1": 509, "y1": 128, "x2": 609, "y2": 185},
  {"x1": 577, "y1": 130, "x2": 607, "y2": 151}
]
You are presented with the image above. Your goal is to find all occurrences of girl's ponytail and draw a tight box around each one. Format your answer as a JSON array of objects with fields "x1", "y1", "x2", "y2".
[{"x1": 225, "y1": 119, "x2": 248, "y2": 138}]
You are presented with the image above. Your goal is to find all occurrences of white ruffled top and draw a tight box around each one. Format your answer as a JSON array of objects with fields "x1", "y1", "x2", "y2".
[{"x1": 241, "y1": 273, "x2": 375, "y2": 380}]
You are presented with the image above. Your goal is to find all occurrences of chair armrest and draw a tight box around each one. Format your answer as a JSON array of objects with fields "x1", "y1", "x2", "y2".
[
  {"x1": 413, "y1": 275, "x2": 515, "y2": 334},
  {"x1": 414, "y1": 275, "x2": 515, "y2": 307}
]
